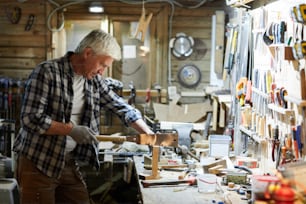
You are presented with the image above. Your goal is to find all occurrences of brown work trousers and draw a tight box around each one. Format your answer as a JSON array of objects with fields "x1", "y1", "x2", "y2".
[{"x1": 16, "y1": 155, "x2": 91, "y2": 204}]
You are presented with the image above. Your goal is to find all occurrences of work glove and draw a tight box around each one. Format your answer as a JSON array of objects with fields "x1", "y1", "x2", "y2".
[{"x1": 69, "y1": 125, "x2": 99, "y2": 145}]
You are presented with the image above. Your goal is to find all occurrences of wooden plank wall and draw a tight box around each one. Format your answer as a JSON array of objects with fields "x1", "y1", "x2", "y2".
[
  {"x1": 0, "y1": 0, "x2": 226, "y2": 89},
  {"x1": 169, "y1": 1, "x2": 226, "y2": 94},
  {"x1": 0, "y1": 0, "x2": 51, "y2": 80}
]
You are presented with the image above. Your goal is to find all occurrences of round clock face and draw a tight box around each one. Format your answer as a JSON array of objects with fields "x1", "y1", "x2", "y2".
[{"x1": 177, "y1": 64, "x2": 202, "y2": 88}]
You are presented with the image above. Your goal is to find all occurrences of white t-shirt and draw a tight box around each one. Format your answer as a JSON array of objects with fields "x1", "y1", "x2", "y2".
[{"x1": 65, "y1": 74, "x2": 85, "y2": 152}]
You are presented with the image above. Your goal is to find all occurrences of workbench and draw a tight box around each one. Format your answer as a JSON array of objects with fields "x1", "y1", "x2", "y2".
[{"x1": 133, "y1": 155, "x2": 248, "y2": 204}]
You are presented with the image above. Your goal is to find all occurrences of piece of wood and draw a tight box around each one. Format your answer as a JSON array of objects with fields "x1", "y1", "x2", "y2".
[
  {"x1": 208, "y1": 164, "x2": 224, "y2": 174},
  {"x1": 214, "y1": 10, "x2": 225, "y2": 76},
  {"x1": 134, "y1": 9, "x2": 153, "y2": 42},
  {"x1": 139, "y1": 146, "x2": 161, "y2": 180}
]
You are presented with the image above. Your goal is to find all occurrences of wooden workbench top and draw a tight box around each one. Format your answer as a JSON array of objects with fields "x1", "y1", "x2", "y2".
[{"x1": 133, "y1": 156, "x2": 248, "y2": 204}]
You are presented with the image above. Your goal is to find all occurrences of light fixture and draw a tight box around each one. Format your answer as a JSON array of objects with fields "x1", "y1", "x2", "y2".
[{"x1": 89, "y1": 2, "x2": 104, "y2": 13}]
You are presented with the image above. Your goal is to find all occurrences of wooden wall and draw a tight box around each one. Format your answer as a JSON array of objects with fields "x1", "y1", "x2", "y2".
[
  {"x1": 0, "y1": 0, "x2": 226, "y2": 90},
  {"x1": 170, "y1": 2, "x2": 226, "y2": 93},
  {"x1": 0, "y1": 0, "x2": 51, "y2": 80}
]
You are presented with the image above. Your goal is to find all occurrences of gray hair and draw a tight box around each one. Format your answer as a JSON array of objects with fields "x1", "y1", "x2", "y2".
[{"x1": 75, "y1": 29, "x2": 122, "y2": 60}]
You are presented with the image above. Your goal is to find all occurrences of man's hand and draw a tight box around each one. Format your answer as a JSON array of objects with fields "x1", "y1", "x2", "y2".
[{"x1": 69, "y1": 125, "x2": 99, "y2": 145}]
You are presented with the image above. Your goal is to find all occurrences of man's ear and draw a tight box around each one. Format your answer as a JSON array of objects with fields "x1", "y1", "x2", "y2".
[{"x1": 83, "y1": 47, "x2": 94, "y2": 58}]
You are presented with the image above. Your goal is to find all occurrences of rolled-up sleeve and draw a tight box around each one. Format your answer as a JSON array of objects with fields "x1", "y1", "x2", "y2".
[{"x1": 99, "y1": 79, "x2": 143, "y2": 126}]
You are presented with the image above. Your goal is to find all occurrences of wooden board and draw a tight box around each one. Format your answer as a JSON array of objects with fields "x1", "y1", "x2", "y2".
[{"x1": 214, "y1": 10, "x2": 225, "y2": 76}]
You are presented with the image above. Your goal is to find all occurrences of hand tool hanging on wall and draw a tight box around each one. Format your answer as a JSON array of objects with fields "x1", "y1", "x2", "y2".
[
  {"x1": 5, "y1": 6, "x2": 21, "y2": 24},
  {"x1": 290, "y1": 117, "x2": 299, "y2": 160},
  {"x1": 223, "y1": 24, "x2": 234, "y2": 72},
  {"x1": 291, "y1": 4, "x2": 306, "y2": 24},
  {"x1": 134, "y1": 0, "x2": 153, "y2": 42},
  {"x1": 25, "y1": 14, "x2": 35, "y2": 31},
  {"x1": 272, "y1": 125, "x2": 280, "y2": 162},
  {"x1": 238, "y1": 12, "x2": 252, "y2": 79},
  {"x1": 153, "y1": 84, "x2": 161, "y2": 103},
  {"x1": 292, "y1": 23, "x2": 306, "y2": 60},
  {"x1": 225, "y1": 26, "x2": 239, "y2": 75},
  {"x1": 236, "y1": 77, "x2": 247, "y2": 106},
  {"x1": 144, "y1": 88, "x2": 153, "y2": 115},
  {"x1": 128, "y1": 81, "x2": 136, "y2": 106},
  {"x1": 245, "y1": 13, "x2": 254, "y2": 105},
  {"x1": 299, "y1": 68, "x2": 306, "y2": 100},
  {"x1": 296, "y1": 125, "x2": 303, "y2": 158}
]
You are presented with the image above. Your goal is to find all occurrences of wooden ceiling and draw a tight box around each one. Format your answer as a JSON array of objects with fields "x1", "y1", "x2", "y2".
[{"x1": 53, "y1": 0, "x2": 222, "y2": 9}]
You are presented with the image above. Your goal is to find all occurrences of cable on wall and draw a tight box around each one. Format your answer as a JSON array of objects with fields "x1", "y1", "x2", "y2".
[{"x1": 47, "y1": 0, "x2": 86, "y2": 32}]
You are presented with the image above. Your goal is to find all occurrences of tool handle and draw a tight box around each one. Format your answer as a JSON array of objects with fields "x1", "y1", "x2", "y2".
[
  {"x1": 141, "y1": 178, "x2": 196, "y2": 188},
  {"x1": 293, "y1": 141, "x2": 299, "y2": 159},
  {"x1": 96, "y1": 135, "x2": 127, "y2": 143},
  {"x1": 292, "y1": 128, "x2": 299, "y2": 159}
]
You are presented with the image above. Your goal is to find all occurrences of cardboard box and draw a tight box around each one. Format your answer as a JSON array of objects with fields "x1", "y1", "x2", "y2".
[{"x1": 153, "y1": 96, "x2": 212, "y2": 123}]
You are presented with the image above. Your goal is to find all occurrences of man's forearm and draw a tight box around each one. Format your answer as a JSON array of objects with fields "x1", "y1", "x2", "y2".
[
  {"x1": 44, "y1": 121, "x2": 73, "y2": 136},
  {"x1": 130, "y1": 119, "x2": 154, "y2": 134}
]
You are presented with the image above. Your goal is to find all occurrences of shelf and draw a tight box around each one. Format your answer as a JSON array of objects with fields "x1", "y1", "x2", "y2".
[
  {"x1": 227, "y1": 0, "x2": 254, "y2": 7},
  {"x1": 252, "y1": 87, "x2": 269, "y2": 99},
  {"x1": 267, "y1": 103, "x2": 294, "y2": 115},
  {"x1": 239, "y1": 125, "x2": 266, "y2": 144},
  {"x1": 284, "y1": 95, "x2": 306, "y2": 107},
  {"x1": 252, "y1": 29, "x2": 265, "y2": 34}
]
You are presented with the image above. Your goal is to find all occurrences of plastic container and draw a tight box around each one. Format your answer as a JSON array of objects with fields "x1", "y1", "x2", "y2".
[
  {"x1": 209, "y1": 135, "x2": 232, "y2": 157},
  {"x1": 252, "y1": 175, "x2": 279, "y2": 201},
  {"x1": 197, "y1": 173, "x2": 217, "y2": 193}
]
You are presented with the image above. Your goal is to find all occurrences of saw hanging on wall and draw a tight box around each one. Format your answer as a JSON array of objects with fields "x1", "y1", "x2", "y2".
[
  {"x1": 169, "y1": 33, "x2": 194, "y2": 59},
  {"x1": 177, "y1": 64, "x2": 201, "y2": 88}
]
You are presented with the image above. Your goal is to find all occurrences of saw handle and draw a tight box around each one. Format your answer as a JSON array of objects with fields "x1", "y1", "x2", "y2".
[{"x1": 96, "y1": 135, "x2": 127, "y2": 143}]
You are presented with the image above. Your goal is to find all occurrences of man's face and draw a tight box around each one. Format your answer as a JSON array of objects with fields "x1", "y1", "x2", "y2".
[{"x1": 82, "y1": 47, "x2": 114, "y2": 79}]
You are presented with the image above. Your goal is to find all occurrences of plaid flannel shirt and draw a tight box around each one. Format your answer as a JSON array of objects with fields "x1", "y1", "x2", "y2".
[{"x1": 13, "y1": 52, "x2": 142, "y2": 179}]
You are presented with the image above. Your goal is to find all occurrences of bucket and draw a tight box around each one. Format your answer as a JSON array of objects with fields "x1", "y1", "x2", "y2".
[{"x1": 197, "y1": 173, "x2": 217, "y2": 193}]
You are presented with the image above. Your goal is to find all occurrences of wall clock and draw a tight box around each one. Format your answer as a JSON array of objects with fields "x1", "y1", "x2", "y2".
[{"x1": 169, "y1": 33, "x2": 194, "y2": 59}]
